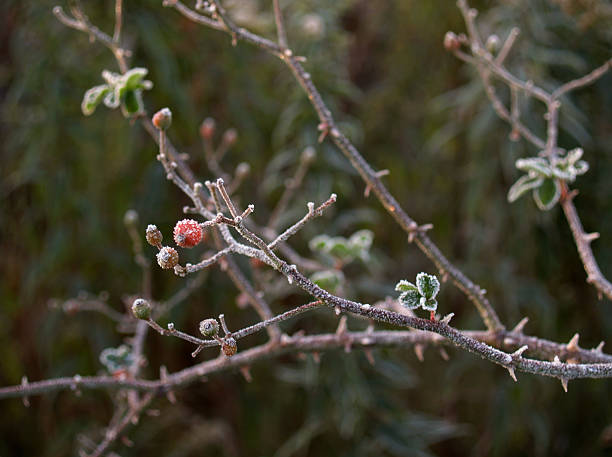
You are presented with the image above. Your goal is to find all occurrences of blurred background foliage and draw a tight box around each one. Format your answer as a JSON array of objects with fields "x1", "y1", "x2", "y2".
[{"x1": 1, "y1": 0, "x2": 612, "y2": 455}]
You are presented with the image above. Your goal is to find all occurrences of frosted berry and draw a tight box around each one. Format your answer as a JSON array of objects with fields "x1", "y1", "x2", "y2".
[
  {"x1": 222, "y1": 128, "x2": 237, "y2": 146},
  {"x1": 199, "y1": 318, "x2": 219, "y2": 338},
  {"x1": 146, "y1": 224, "x2": 163, "y2": 248},
  {"x1": 152, "y1": 107, "x2": 172, "y2": 130},
  {"x1": 157, "y1": 246, "x2": 179, "y2": 269},
  {"x1": 222, "y1": 337, "x2": 238, "y2": 357},
  {"x1": 173, "y1": 219, "x2": 203, "y2": 248},
  {"x1": 200, "y1": 117, "x2": 216, "y2": 139},
  {"x1": 132, "y1": 298, "x2": 151, "y2": 320}
]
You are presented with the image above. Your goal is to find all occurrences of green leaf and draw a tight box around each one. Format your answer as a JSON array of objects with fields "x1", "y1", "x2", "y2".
[
  {"x1": 507, "y1": 174, "x2": 544, "y2": 203},
  {"x1": 565, "y1": 147, "x2": 583, "y2": 165},
  {"x1": 103, "y1": 87, "x2": 121, "y2": 109},
  {"x1": 81, "y1": 84, "x2": 109, "y2": 116},
  {"x1": 309, "y1": 235, "x2": 331, "y2": 252},
  {"x1": 311, "y1": 270, "x2": 344, "y2": 293},
  {"x1": 327, "y1": 238, "x2": 352, "y2": 259},
  {"x1": 421, "y1": 297, "x2": 438, "y2": 311},
  {"x1": 416, "y1": 272, "x2": 440, "y2": 299},
  {"x1": 551, "y1": 164, "x2": 575, "y2": 181},
  {"x1": 348, "y1": 229, "x2": 373, "y2": 251},
  {"x1": 515, "y1": 157, "x2": 552, "y2": 178},
  {"x1": 122, "y1": 89, "x2": 143, "y2": 116},
  {"x1": 122, "y1": 67, "x2": 149, "y2": 90},
  {"x1": 395, "y1": 280, "x2": 417, "y2": 293},
  {"x1": 573, "y1": 160, "x2": 589, "y2": 176},
  {"x1": 533, "y1": 178, "x2": 561, "y2": 210},
  {"x1": 399, "y1": 289, "x2": 421, "y2": 309}
]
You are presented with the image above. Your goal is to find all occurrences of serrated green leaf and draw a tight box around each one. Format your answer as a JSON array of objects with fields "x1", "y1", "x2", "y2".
[
  {"x1": 533, "y1": 178, "x2": 560, "y2": 210},
  {"x1": 395, "y1": 280, "x2": 418, "y2": 293},
  {"x1": 416, "y1": 272, "x2": 440, "y2": 299},
  {"x1": 399, "y1": 289, "x2": 421, "y2": 309},
  {"x1": 507, "y1": 174, "x2": 544, "y2": 203},
  {"x1": 81, "y1": 84, "x2": 109, "y2": 116},
  {"x1": 515, "y1": 157, "x2": 552, "y2": 178}
]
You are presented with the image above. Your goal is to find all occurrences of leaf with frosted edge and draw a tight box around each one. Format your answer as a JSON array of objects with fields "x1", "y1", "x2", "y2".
[
  {"x1": 122, "y1": 67, "x2": 149, "y2": 90},
  {"x1": 507, "y1": 174, "x2": 543, "y2": 203},
  {"x1": 327, "y1": 238, "x2": 352, "y2": 259},
  {"x1": 99, "y1": 345, "x2": 134, "y2": 372},
  {"x1": 309, "y1": 234, "x2": 331, "y2": 252},
  {"x1": 416, "y1": 272, "x2": 440, "y2": 299},
  {"x1": 515, "y1": 157, "x2": 552, "y2": 177},
  {"x1": 395, "y1": 280, "x2": 417, "y2": 293},
  {"x1": 349, "y1": 229, "x2": 374, "y2": 251},
  {"x1": 122, "y1": 89, "x2": 144, "y2": 116},
  {"x1": 81, "y1": 84, "x2": 109, "y2": 116},
  {"x1": 533, "y1": 178, "x2": 560, "y2": 211},
  {"x1": 311, "y1": 270, "x2": 344, "y2": 293},
  {"x1": 565, "y1": 147, "x2": 583, "y2": 165},
  {"x1": 103, "y1": 87, "x2": 121, "y2": 109},
  {"x1": 399, "y1": 289, "x2": 421, "y2": 309},
  {"x1": 551, "y1": 164, "x2": 575, "y2": 181},
  {"x1": 573, "y1": 160, "x2": 589, "y2": 176},
  {"x1": 421, "y1": 297, "x2": 438, "y2": 311}
]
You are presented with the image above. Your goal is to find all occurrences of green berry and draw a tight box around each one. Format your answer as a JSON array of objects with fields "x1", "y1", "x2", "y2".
[{"x1": 132, "y1": 298, "x2": 151, "y2": 320}]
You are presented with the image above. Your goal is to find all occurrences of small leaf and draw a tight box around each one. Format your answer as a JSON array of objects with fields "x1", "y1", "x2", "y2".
[
  {"x1": 122, "y1": 67, "x2": 149, "y2": 90},
  {"x1": 81, "y1": 84, "x2": 109, "y2": 116},
  {"x1": 348, "y1": 229, "x2": 373, "y2": 251},
  {"x1": 395, "y1": 280, "x2": 417, "y2": 293},
  {"x1": 416, "y1": 272, "x2": 440, "y2": 299},
  {"x1": 327, "y1": 237, "x2": 352, "y2": 259},
  {"x1": 122, "y1": 89, "x2": 144, "y2": 117},
  {"x1": 507, "y1": 174, "x2": 543, "y2": 203},
  {"x1": 533, "y1": 178, "x2": 561, "y2": 210},
  {"x1": 311, "y1": 270, "x2": 344, "y2": 293},
  {"x1": 515, "y1": 157, "x2": 552, "y2": 178},
  {"x1": 309, "y1": 235, "x2": 331, "y2": 252},
  {"x1": 551, "y1": 164, "x2": 575, "y2": 181},
  {"x1": 565, "y1": 147, "x2": 583, "y2": 165},
  {"x1": 421, "y1": 297, "x2": 438, "y2": 311},
  {"x1": 573, "y1": 160, "x2": 589, "y2": 176},
  {"x1": 399, "y1": 289, "x2": 421, "y2": 309},
  {"x1": 103, "y1": 87, "x2": 121, "y2": 109}
]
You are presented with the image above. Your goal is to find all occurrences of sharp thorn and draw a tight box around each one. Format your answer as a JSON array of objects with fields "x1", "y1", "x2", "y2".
[
  {"x1": 594, "y1": 341, "x2": 605, "y2": 353},
  {"x1": 364, "y1": 349, "x2": 375, "y2": 365},
  {"x1": 439, "y1": 347, "x2": 449, "y2": 361},
  {"x1": 414, "y1": 344, "x2": 425, "y2": 362},
  {"x1": 336, "y1": 315, "x2": 348, "y2": 335},
  {"x1": 567, "y1": 333, "x2": 580, "y2": 352},
  {"x1": 239, "y1": 366, "x2": 252, "y2": 382},
  {"x1": 560, "y1": 377, "x2": 568, "y2": 393},
  {"x1": 512, "y1": 345, "x2": 529, "y2": 358},
  {"x1": 584, "y1": 232, "x2": 600, "y2": 242},
  {"x1": 553, "y1": 355, "x2": 562, "y2": 364},
  {"x1": 507, "y1": 366, "x2": 517, "y2": 382},
  {"x1": 511, "y1": 317, "x2": 529, "y2": 334},
  {"x1": 441, "y1": 313, "x2": 454, "y2": 325}
]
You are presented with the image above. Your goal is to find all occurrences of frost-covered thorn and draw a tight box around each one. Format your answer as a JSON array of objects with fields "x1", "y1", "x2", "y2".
[
  {"x1": 407, "y1": 222, "x2": 418, "y2": 243},
  {"x1": 307, "y1": 202, "x2": 315, "y2": 213},
  {"x1": 414, "y1": 344, "x2": 425, "y2": 362},
  {"x1": 364, "y1": 349, "x2": 375, "y2": 365},
  {"x1": 21, "y1": 376, "x2": 30, "y2": 408},
  {"x1": 330, "y1": 128, "x2": 340, "y2": 138},
  {"x1": 511, "y1": 317, "x2": 529, "y2": 334},
  {"x1": 280, "y1": 333, "x2": 292, "y2": 345},
  {"x1": 512, "y1": 345, "x2": 529, "y2": 358},
  {"x1": 287, "y1": 275, "x2": 293, "y2": 285},
  {"x1": 283, "y1": 48, "x2": 293, "y2": 57},
  {"x1": 193, "y1": 182, "x2": 203, "y2": 192},
  {"x1": 336, "y1": 315, "x2": 348, "y2": 335},
  {"x1": 553, "y1": 355, "x2": 562, "y2": 364},
  {"x1": 567, "y1": 333, "x2": 580, "y2": 352},
  {"x1": 560, "y1": 378, "x2": 569, "y2": 393},
  {"x1": 507, "y1": 366, "x2": 517, "y2": 382},
  {"x1": 593, "y1": 341, "x2": 605, "y2": 353},
  {"x1": 167, "y1": 323, "x2": 175, "y2": 331},
  {"x1": 583, "y1": 232, "x2": 600, "y2": 243},
  {"x1": 441, "y1": 272, "x2": 449, "y2": 283},
  {"x1": 439, "y1": 348, "x2": 449, "y2": 361},
  {"x1": 334, "y1": 305, "x2": 341, "y2": 316},
  {"x1": 312, "y1": 352, "x2": 321, "y2": 364},
  {"x1": 440, "y1": 313, "x2": 454, "y2": 325},
  {"x1": 361, "y1": 303, "x2": 371, "y2": 311}
]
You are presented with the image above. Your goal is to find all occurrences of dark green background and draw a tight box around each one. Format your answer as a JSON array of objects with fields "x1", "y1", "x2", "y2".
[{"x1": 1, "y1": 0, "x2": 612, "y2": 455}]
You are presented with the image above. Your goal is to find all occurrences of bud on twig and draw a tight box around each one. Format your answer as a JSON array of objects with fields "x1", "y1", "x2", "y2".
[
  {"x1": 146, "y1": 224, "x2": 163, "y2": 248},
  {"x1": 131, "y1": 298, "x2": 151, "y2": 320},
  {"x1": 444, "y1": 31, "x2": 460, "y2": 51},
  {"x1": 157, "y1": 246, "x2": 179, "y2": 269},
  {"x1": 152, "y1": 108, "x2": 172, "y2": 130},
  {"x1": 200, "y1": 117, "x2": 216, "y2": 139},
  {"x1": 199, "y1": 318, "x2": 220, "y2": 338}
]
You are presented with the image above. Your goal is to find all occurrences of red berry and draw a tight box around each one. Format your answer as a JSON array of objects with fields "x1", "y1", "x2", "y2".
[
  {"x1": 173, "y1": 219, "x2": 203, "y2": 248},
  {"x1": 152, "y1": 108, "x2": 172, "y2": 130}
]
